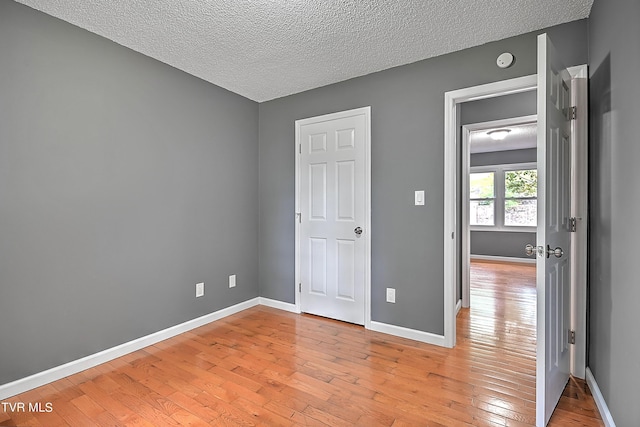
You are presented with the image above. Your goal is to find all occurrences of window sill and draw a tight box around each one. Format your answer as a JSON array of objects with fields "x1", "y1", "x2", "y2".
[{"x1": 470, "y1": 226, "x2": 536, "y2": 233}]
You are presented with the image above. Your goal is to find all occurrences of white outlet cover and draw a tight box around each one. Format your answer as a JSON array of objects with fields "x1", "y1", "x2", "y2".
[
  {"x1": 196, "y1": 282, "x2": 204, "y2": 298},
  {"x1": 229, "y1": 275, "x2": 236, "y2": 288},
  {"x1": 386, "y1": 287, "x2": 396, "y2": 303}
]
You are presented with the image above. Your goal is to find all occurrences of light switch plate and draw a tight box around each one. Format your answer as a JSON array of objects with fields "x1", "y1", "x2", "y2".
[
  {"x1": 415, "y1": 190, "x2": 425, "y2": 206},
  {"x1": 386, "y1": 288, "x2": 396, "y2": 303},
  {"x1": 229, "y1": 274, "x2": 236, "y2": 288}
]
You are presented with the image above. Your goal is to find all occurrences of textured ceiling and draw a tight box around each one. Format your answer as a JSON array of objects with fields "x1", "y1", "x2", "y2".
[{"x1": 14, "y1": 0, "x2": 593, "y2": 102}]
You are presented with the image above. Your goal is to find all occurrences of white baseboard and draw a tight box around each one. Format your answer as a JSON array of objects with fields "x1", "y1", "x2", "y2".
[
  {"x1": 369, "y1": 321, "x2": 446, "y2": 347},
  {"x1": 0, "y1": 297, "x2": 260, "y2": 401},
  {"x1": 456, "y1": 299, "x2": 462, "y2": 315},
  {"x1": 585, "y1": 367, "x2": 616, "y2": 427},
  {"x1": 258, "y1": 297, "x2": 300, "y2": 314},
  {"x1": 1, "y1": 296, "x2": 448, "y2": 401},
  {"x1": 470, "y1": 254, "x2": 536, "y2": 264}
]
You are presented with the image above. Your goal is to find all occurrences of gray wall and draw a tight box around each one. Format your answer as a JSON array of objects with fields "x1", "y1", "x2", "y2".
[
  {"x1": 470, "y1": 231, "x2": 535, "y2": 259},
  {"x1": 258, "y1": 20, "x2": 588, "y2": 335},
  {"x1": 461, "y1": 91, "x2": 537, "y2": 125},
  {"x1": 587, "y1": 0, "x2": 640, "y2": 425},
  {"x1": 0, "y1": 2, "x2": 259, "y2": 385},
  {"x1": 470, "y1": 148, "x2": 537, "y2": 167},
  {"x1": 469, "y1": 148, "x2": 537, "y2": 259}
]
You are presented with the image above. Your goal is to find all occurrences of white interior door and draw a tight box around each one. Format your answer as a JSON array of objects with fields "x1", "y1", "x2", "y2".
[
  {"x1": 536, "y1": 33, "x2": 573, "y2": 426},
  {"x1": 296, "y1": 107, "x2": 370, "y2": 325}
]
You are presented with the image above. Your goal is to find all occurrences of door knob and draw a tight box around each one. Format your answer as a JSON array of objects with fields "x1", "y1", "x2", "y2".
[
  {"x1": 546, "y1": 245, "x2": 563, "y2": 258},
  {"x1": 525, "y1": 244, "x2": 547, "y2": 258},
  {"x1": 354, "y1": 227, "x2": 363, "y2": 236},
  {"x1": 525, "y1": 244, "x2": 535, "y2": 257}
]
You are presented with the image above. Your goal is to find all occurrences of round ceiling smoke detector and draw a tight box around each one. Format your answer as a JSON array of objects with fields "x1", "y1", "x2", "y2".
[{"x1": 496, "y1": 52, "x2": 515, "y2": 69}]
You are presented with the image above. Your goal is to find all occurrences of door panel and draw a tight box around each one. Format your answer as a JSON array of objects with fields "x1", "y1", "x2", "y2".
[
  {"x1": 309, "y1": 163, "x2": 327, "y2": 219},
  {"x1": 536, "y1": 33, "x2": 573, "y2": 426},
  {"x1": 309, "y1": 238, "x2": 327, "y2": 295},
  {"x1": 336, "y1": 239, "x2": 356, "y2": 300},
  {"x1": 336, "y1": 160, "x2": 355, "y2": 220},
  {"x1": 298, "y1": 109, "x2": 368, "y2": 325}
]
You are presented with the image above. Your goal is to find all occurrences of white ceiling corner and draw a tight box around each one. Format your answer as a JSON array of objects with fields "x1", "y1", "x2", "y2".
[{"x1": 13, "y1": 0, "x2": 593, "y2": 102}]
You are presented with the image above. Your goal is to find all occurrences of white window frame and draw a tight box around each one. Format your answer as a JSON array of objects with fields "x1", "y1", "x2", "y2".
[{"x1": 469, "y1": 161, "x2": 537, "y2": 233}]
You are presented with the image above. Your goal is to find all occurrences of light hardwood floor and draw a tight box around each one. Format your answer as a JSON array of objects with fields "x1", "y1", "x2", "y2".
[{"x1": 1, "y1": 261, "x2": 603, "y2": 426}]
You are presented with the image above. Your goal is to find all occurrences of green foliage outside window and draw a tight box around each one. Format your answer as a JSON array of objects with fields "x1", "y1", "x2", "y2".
[{"x1": 505, "y1": 170, "x2": 537, "y2": 208}]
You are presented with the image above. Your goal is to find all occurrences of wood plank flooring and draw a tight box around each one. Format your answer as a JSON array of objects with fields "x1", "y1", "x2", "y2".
[{"x1": 1, "y1": 261, "x2": 603, "y2": 426}]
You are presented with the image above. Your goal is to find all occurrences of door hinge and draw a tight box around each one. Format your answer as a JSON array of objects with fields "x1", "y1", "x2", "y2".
[
  {"x1": 296, "y1": 212, "x2": 301, "y2": 223},
  {"x1": 299, "y1": 283, "x2": 302, "y2": 292},
  {"x1": 569, "y1": 217, "x2": 577, "y2": 232},
  {"x1": 299, "y1": 144, "x2": 301, "y2": 154},
  {"x1": 569, "y1": 330, "x2": 576, "y2": 345},
  {"x1": 569, "y1": 106, "x2": 577, "y2": 120}
]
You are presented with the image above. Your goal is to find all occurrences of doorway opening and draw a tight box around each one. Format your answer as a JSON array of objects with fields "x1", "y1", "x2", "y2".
[
  {"x1": 461, "y1": 115, "x2": 539, "y2": 309},
  {"x1": 459, "y1": 110, "x2": 542, "y2": 417},
  {"x1": 443, "y1": 74, "x2": 539, "y2": 348},
  {"x1": 460, "y1": 114, "x2": 541, "y2": 411}
]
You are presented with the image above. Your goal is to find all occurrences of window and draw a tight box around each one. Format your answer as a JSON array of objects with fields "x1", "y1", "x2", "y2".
[
  {"x1": 469, "y1": 172, "x2": 495, "y2": 226},
  {"x1": 504, "y1": 169, "x2": 537, "y2": 226},
  {"x1": 469, "y1": 163, "x2": 537, "y2": 230}
]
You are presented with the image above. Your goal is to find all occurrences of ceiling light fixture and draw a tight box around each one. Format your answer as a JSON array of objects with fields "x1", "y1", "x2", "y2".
[{"x1": 487, "y1": 129, "x2": 511, "y2": 140}]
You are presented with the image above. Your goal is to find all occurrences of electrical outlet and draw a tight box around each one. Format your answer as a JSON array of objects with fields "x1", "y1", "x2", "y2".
[
  {"x1": 229, "y1": 274, "x2": 236, "y2": 288},
  {"x1": 196, "y1": 282, "x2": 204, "y2": 298},
  {"x1": 386, "y1": 288, "x2": 396, "y2": 303}
]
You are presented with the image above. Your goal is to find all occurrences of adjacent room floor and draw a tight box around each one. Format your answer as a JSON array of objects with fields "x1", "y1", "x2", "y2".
[{"x1": 1, "y1": 261, "x2": 603, "y2": 426}]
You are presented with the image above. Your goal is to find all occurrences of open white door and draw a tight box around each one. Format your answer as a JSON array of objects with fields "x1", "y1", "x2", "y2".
[{"x1": 536, "y1": 34, "x2": 573, "y2": 426}]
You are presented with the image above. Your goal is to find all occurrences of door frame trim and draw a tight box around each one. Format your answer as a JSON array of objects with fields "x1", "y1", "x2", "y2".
[
  {"x1": 443, "y1": 66, "x2": 587, "y2": 373},
  {"x1": 569, "y1": 65, "x2": 588, "y2": 379},
  {"x1": 294, "y1": 106, "x2": 372, "y2": 328}
]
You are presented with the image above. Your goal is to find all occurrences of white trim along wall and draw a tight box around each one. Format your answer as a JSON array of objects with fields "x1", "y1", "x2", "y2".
[
  {"x1": 470, "y1": 254, "x2": 536, "y2": 264},
  {"x1": 586, "y1": 368, "x2": 617, "y2": 427},
  {"x1": 0, "y1": 298, "x2": 446, "y2": 401},
  {"x1": 0, "y1": 298, "x2": 261, "y2": 401}
]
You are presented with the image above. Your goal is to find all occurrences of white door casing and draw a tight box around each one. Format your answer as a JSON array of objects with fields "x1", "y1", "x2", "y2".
[
  {"x1": 568, "y1": 66, "x2": 588, "y2": 381},
  {"x1": 536, "y1": 33, "x2": 573, "y2": 426},
  {"x1": 295, "y1": 107, "x2": 371, "y2": 325}
]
